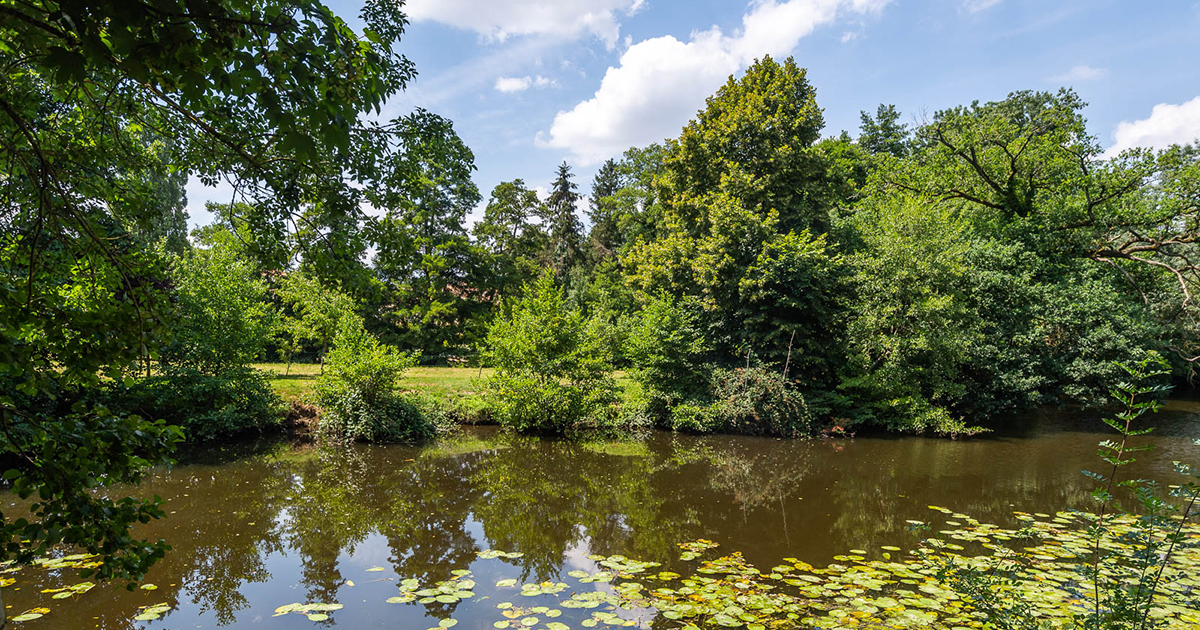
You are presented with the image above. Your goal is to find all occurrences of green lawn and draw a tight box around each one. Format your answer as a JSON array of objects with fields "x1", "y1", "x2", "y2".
[
  {"x1": 253, "y1": 363, "x2": 494, "y2": 403},
  {"x1": 255, "y1": 363, "x2": 631, "y2": 404}
]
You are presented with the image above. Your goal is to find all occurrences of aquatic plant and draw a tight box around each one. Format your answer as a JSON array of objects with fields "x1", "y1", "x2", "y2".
[{"x1": 938, "y1": 353, "x2": 1199, "y2": 630}]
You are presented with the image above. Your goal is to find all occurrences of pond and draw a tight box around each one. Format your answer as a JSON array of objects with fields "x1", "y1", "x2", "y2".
[{"x1": 4, "y1": 405, "x2": 1199, "y2": 628}]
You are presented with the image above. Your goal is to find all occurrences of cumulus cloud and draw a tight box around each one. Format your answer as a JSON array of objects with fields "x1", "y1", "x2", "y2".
[
  {"x1": 538, "y1": 0, "x2": 892, "y2": 164},
  {"x1": 1105, "y1": 95, "x2": 1200, "y2": 157},
  {"x1": 1048, "y1": 64, "x2": 1107, "y2": 83},
  {"x1": 405, "y1": 0, "x2": 645, "y2": 49}
]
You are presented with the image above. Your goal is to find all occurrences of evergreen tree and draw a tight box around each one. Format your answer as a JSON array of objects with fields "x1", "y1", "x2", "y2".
[
  {"x1": 544, "y1": 161, "x2": 584, "y2": 274},
  {"x1": 586, "y1": 158, "x2": 623, "y2": 264}
]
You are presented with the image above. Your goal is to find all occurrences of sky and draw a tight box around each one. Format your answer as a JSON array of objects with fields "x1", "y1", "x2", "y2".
[{"x1": 184, "y1": 0, "x2": 1200, "y2": 229}]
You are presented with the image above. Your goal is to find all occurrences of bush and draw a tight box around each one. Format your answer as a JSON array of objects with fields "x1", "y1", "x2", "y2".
[
  {"x1": 481, "y1": 271, "x2": 619, "y2": 434},
  {"x1": 108, "y1": 366, "x2": 284, "y2": 442},
  {"x1": 706, "y1": 367, "x2": 813, "y2": 436},
  {"x1": 312, "y1": 320, "x2": 446, "y2": 443},
  {"x1": 648, "y1": 367, "x2": 813, "y2": 436}
]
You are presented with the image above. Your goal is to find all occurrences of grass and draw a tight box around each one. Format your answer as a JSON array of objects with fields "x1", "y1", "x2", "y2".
[
  {"x1": 254, "y1": 363, "x2": 633, "y2": 406},
  {"x1": 253, "y1": 363, "x2": 495, "y2": 403}
]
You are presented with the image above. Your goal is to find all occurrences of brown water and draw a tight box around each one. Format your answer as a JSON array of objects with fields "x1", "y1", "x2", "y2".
[{"x1": 5, "y1": 404, "x2": 1199, "y2": 629}]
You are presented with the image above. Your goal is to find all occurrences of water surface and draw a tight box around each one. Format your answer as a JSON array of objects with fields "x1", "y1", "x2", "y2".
[{"x1": 5, "y1": 406, "x2": 1199, "y2": 628}]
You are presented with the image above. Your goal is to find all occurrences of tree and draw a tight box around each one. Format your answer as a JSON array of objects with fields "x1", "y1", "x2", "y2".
[
  {"x1": 110, "y1": 134, "x2": 191, "y2": 254},
  {"x1": 474, "y1": 179, "x2": 549, "y2": 299},
  {"x1": 859, "y1": 104, "x2": 909, "y2": 157},
  {"x1": 586, "y1": 158, "x2": 623, "y2": 264},
  {"x1": 369, "y1": 110, "x2": 487, "y2": 355},
  {"x1": 838, "y1": 90, "x2": 1183, "y2": 432},
  {"x1": 543, "y1": 162, "x2": 584, "y2": 274},
  {"x1": 162, "y1": 238, "x2": 276, "y2": 375},
  {"x1": 0, "y1": 0, "x2": 418, "y2": 584},
  {"x1": 277, "y1": 272, "x2": 360, "y2": 373},
  {"x1": 481, "y1": 271, "x2": 617, "y2": 433},
  {"x1": 658, "y1": 56, "x2": 830, "y2": 236}
]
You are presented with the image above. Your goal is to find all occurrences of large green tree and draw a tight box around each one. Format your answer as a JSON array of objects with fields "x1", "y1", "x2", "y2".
[
  {"x1": 838, "y1": 90, "x2": 1195, "y2": 432},
  {"x1": 474, "y1": 179, "x2": 550, "y2": 300},
  {"x1": 543, "y1": 161, "x2": 584, "y2": 275},
  {"x1": 368, "y1": 110, "x2": 487, "y2": 355},
  {"x1": 625, "y1": 57, "x2": 847, "y2": 373},
  {"x1": 0, "y1": 0, "x2": 420, "y2": 585},
  {"x1": 657, "y1": 55, "x2": 830, "y2": 236}
]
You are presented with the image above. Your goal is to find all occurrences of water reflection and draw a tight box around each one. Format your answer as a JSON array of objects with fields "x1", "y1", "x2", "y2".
[{"x1": 3, "y1": 410, "x2": 1197, "y2": 628}]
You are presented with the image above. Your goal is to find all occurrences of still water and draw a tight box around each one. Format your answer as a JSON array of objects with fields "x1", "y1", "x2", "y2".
[{"x1": 5, "y1": 405, "x2": 1199, "y2": 629}]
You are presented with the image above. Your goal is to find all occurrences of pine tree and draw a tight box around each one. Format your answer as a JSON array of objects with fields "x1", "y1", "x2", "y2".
[
  {"x1": 544, "y1": 161, "x2": 584, "y2": 274},
  {"x1": 586, "y1": 159, "x2": 622, "y2": 263}
]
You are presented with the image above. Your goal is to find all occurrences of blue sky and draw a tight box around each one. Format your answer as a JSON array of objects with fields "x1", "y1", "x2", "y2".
[{"x1": 185, "y1": 0, "x2": 1200, "y2": 228}]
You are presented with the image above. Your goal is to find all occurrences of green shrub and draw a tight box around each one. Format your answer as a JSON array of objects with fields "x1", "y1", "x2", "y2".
[
  {"x1": 481, "y1": 271, "x2": 619, "y2": 434},
  {"x1": 108, "y1": 366, "x2": 284, "y2": 442},
  {"x1": 312, "y1": 320, "x2": 445, "y2": 443},
  {"x1": 667, "y1": 400, "x2": 721, "y2": 433},
  {"x1": 649, "y1": 367, "x2": 813, "y2": 436},
  {"x1": 707, "y1": 367, "x2": 813, "y2": 437}
]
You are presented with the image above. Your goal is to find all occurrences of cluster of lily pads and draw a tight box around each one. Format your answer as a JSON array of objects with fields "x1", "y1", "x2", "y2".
[
  {"x1": 0, "y1": 553, "x2": 110, "y2": 622},
  {"x1": 3, "y1": 507, "x2": 1197, "y2": 628},
  {"x1": 272, "y1": 602, "x2": 346, "y2": 622},
  {"x1": 352, "y1": 507, "x2": 1198, "y2": 630}
]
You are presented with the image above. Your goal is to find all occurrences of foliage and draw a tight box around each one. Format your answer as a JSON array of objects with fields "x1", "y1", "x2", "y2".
[
  {"x1": 474, "y1": 179, "x2": 550, "y2": 299},
  {"x1": 544, "y1": 162, "x2": 585, "y2": 275},
  {"x1": 277, "y1": 272, "x2": 360, "y2": 369},
  {"x1": 624, "y1": 293, "x2": 711, "y2": 398},
  {"x1": 312, "y1": 320, "x2": 442, "y2": 443},
  {"x1": 481, "y1": 272, "x2": 618, "y2": 433},
  {"x1": 937, "y1": 353, "x2": 1200, "y2": 630},
  {"x1": 368, "y1": 110, "x2": 489, "y2": 356},
  {"x1": 859, "y1": 103, "x2": 910, "y2": 158},
  {"x1": 107, "y1": 367, "x2": 284, "y2": 442},
  {"x1": 706, "y1": 367, "x2": 813, "y2": 437},
  {"x1": 0, "y1": 0, "x2": 420, "y2": 581},
  {"x1": 658, "y1": 55, "x2": 830, "y2": 236},
  {"x1": 162, "y1": 239, "x2": 276, "y2": 374}
]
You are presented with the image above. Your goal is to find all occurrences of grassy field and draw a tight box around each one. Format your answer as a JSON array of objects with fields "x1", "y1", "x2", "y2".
[
  {"x1": 255, "y1": 363, "x2": 631, "y2": 404},
  {"x1": 253, "y1": 363, "x2": 495, "y2": 403}
]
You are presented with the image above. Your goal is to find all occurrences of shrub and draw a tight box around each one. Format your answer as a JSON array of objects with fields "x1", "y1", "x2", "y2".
[
  {"x1": 312, "y1": 320, "x2": 446, "y2": 443},
  {"x1": 651, "y1": 367, "x2": 813, "y2": 436},
  {"x1": 706, "y1": 367, "x2": 812, "y2": 437},
  {"x1": 108, "y1": 366, "x2": 284, "y2": 442},
  {"x1": 481, "y1": 271, "x2": 619, "y2": 434}
]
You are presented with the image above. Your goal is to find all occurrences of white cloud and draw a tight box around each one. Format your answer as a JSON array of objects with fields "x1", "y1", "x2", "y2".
[
  {"x1": 840, "y1": 30, "x2": 859, "y2": 42},
  {"x1": 962, "y1": 0, "x2": 1003, "y2": 13},
  {"x1": 494, "y1": 75, "x2": 558, "y2": 93},
  {"x1": 538, "y1": 0, "x2": 891, "y2": 164},
  {"x1": 1048, "y1": 64, "x2": 1107, "y2": 83},
  {"x1": 405, "y1": 0, "x2": 645, "y2": 49},
  {"x1": 495, "y1": 76, "x2": 533, "y2": 92},
  {"x1": 1105, "y1": 95, "x2": 1200, "y2": 157}
]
